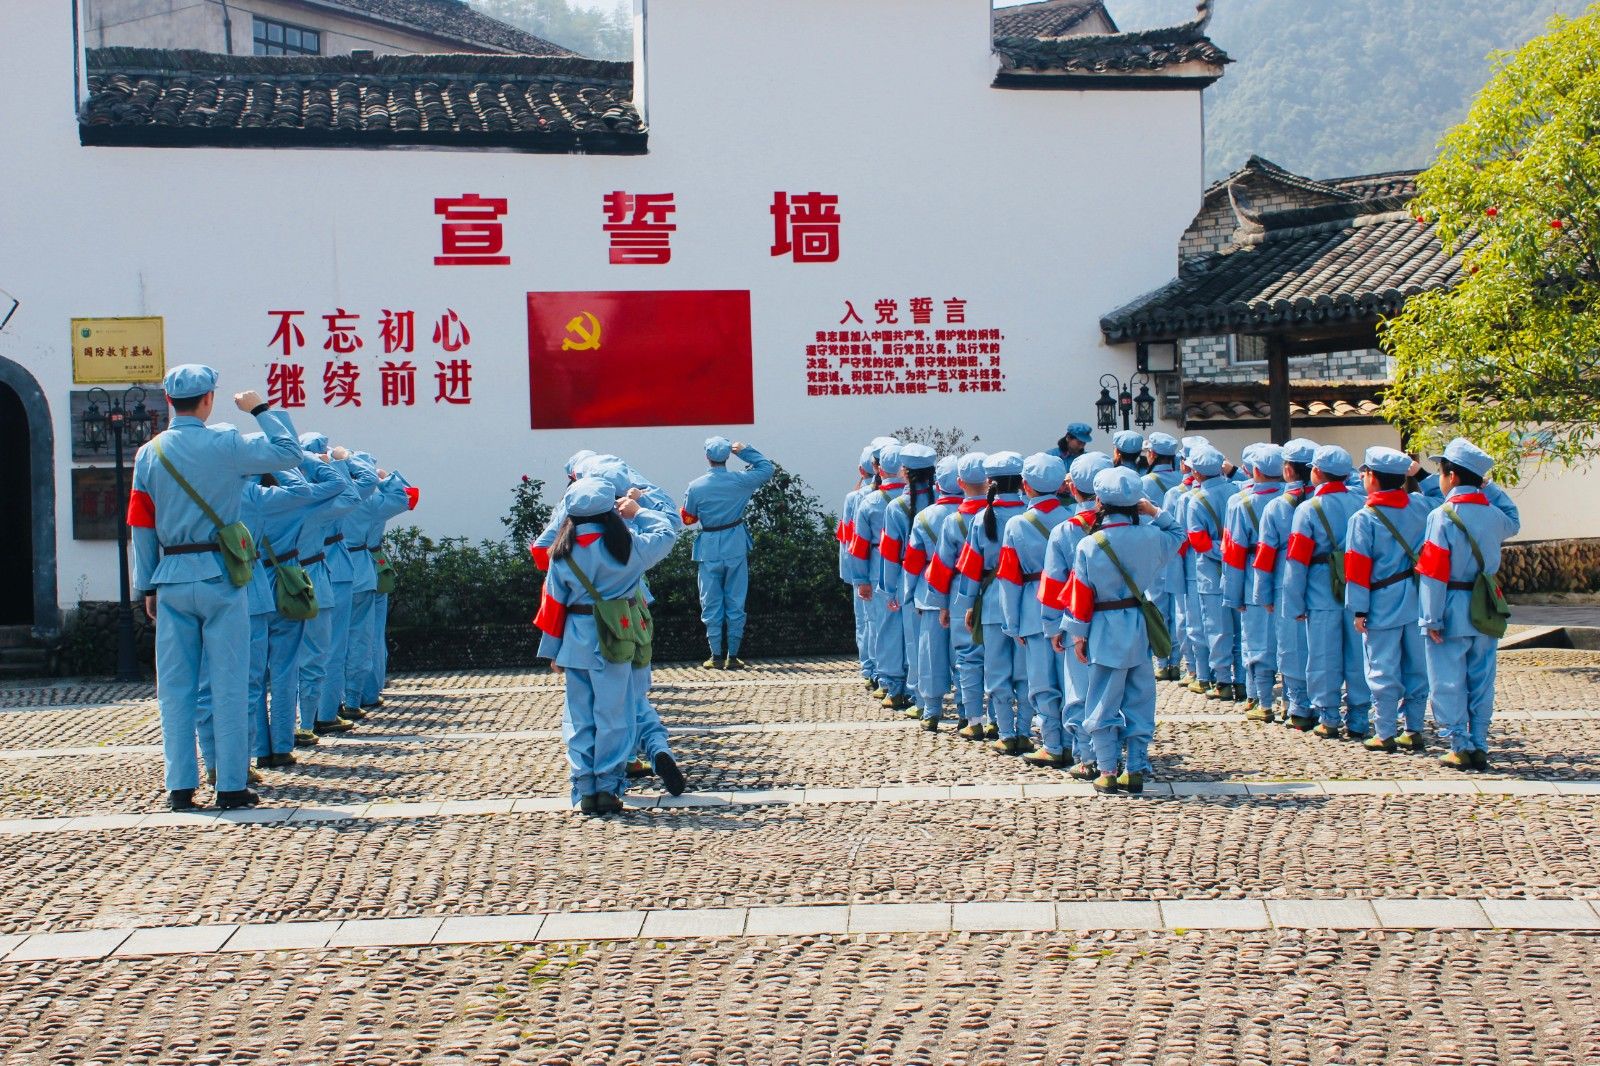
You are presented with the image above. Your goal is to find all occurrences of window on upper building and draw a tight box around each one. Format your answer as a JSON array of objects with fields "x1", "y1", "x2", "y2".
[{"x1": 252, "y1": 16, "x2": 321, "y2": 57}]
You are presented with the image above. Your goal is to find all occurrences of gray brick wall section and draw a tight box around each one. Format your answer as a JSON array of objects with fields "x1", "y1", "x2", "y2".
[{"x1": 1181, "y1": 336, "x2": 1391, "y2": 384}]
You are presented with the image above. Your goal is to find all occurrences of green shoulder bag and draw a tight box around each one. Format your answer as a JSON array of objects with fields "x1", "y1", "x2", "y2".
[
  {"x1": 563, "y1": 555, "x2": 654, "y2": 667},
  {"x1": 1442, "y1": 505, "x2": 1512, "y2": 638},
  {"x1": 152, "y1": 434, "x2": 257, "y2": 588},
  {"x1": 1308, "y1": 499, "x2": 1347, "y2": 602},
  {"x1": 1090, "y1": 531, "x2": 1173, "y2": 660},
  {"x1": 372, "y1": 544, "x2": 397, "y2": 595},
  {"x1": 263, "y1": 534, "x2": 318, "y2": 621}
]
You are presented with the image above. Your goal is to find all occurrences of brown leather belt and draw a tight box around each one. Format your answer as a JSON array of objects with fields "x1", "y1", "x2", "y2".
[
  {"x1": 1097, "y1": 597, "x2": 1140, "y2": 610},
  {"x1": 1447, "y1": 580, "x2": 1475, "y2": 591},
  {"x1": 700, "y1": 519, "x2": 745, "y2": 533},
  {"x1": 1371, "y1": 570, "x2": 1415, "y2": 591},
  {"x1": 301, "y1": 552, "x2": 326, "y2": 566},
  {"x1": 1021, "y1": 571, "x2": 1042, "y2": 583},
  {"x1": 264, "y1": 549, "x2": 300, "y2": 569},
  {"x1": 348, "y1": 544, "x2": 370, "y2": 553},
  {"x1": 164, "y1": 542, "x2": 219, "y2": 555},
  {"x1": 324, "y1": 534, "x2": 344, "y2": 546},
  {"x1": 567, "y1": 604, "x2": 594, "y2": 615}
]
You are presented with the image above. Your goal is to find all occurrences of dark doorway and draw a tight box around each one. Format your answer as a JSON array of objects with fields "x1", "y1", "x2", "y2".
[{"x1": 0, "y1": 382, "x2": 33, "y2": 624}]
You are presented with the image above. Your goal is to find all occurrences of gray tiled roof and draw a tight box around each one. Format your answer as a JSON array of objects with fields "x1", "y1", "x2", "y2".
[
  {"x1": 1103, "y1": 182, "x2": 1462, "y2": 343},
  {"x1": 995, "y1": 0, "x2": 1229, "y2": 79},
  {"x1": 80, "y1": 48, "x2": 644, "y2": 154},
  {"x1": 1183, "y1": 382, "x2": 1388, "y2": 429},
  {"x1": 313, "y1": 0, "x2": 573, "y2": 56},
  {"x1": 993, "y1": 0, "x2": 1113, "y2": 38}
]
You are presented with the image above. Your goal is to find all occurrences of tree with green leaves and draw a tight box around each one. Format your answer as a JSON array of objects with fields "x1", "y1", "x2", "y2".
[{"x1": 1381, "y1": 4, "x2": 1600, "y2": 482}]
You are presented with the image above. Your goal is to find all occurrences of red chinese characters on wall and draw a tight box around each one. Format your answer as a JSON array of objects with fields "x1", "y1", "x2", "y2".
[
  {"x1": 771, "y1": 192, "x2": 841, "y2": 263},
  {"x1": 267, "y1": 308, "x2": 475, "y2": 409},
  {"x1": 434, "y1": 194, "x2": 511, "y2": 267},
  {"x1": 602, "y1": 192, "x2": 677, "y2": 265},
  {"x1": 804, "y1": 297, "x2": 1004, "y2": 397}
]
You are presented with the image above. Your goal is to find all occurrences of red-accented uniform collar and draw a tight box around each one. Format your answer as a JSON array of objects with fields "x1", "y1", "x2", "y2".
[
  {"x1": 935, "y1": 495, "x2": 963, "y2": 506},
  {"x1": 1030, "y1": 498, "x2": 1061, "y2": 514},
  {"x1": 1448, "y1": 490, "x2": 1490, "y2": 506},
  {"x1": 958, "y1": 498, "x2": 987, "y2": 514},
  {"x1": 1314, "y1": 482, "x2": 1348, "y2": 496},
  {"x1": 879, "y1": 482, "x2": 906, "y2": 492},
  {"x1": 1365, "y1": 489, "x2": 1411, "y2": 509}
]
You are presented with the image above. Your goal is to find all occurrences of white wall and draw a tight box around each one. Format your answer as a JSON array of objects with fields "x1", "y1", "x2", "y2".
[{"x1": 3, "y1": 0, "x2": 1205, "y2": 606}]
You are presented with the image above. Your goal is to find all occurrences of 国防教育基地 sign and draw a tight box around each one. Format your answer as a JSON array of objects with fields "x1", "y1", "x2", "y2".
[{"x1": 71, "y1": 317, "x2": 165, "y2": 385}]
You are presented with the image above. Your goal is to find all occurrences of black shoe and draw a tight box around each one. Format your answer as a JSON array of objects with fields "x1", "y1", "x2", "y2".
[
  {"x1": 168, "y1": 788, "x2": 198, "y2": 811},
  {"x1": 1470, "y1": 749, "x2": 1491, "y2": 772},
  {"x1": 216, "y1": 789, "x2": 260, "y2": 810},
  {"x1": 579, "y1": 794, "x2": 599, "y2": 815},
  {"x1": 595, "y1": 792, "x2": 624, "y2": 814},
  {"x1": 256, "y1": 755, "x2": 279, "y2": 770},
  {"x1": 921, "y1": 717, "x2": 940, "y2": 732},
  {"x1": 313, "y1": 718, "x2": 353, "y2": 736},
  {"x1": 341, "y1": 706, "x2": 368, "y2": 722},
  {"x1": 653, "y1": 751, "x2": 687, "y2": 796},
  {"x1": 362, "y1": 698, "x2": 384, "y2": 709}
]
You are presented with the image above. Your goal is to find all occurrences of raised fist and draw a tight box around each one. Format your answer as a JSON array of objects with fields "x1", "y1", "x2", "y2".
[{"x1": 234, "y1": 390, "x2": 265, "y2": 412}]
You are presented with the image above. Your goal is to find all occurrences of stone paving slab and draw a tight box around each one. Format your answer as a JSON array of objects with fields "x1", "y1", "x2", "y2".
[
  {"x1": 1373, "y1": 899, "x2": 1493, "y2": 929},
  {"x1": 114, "y1": 923, "x2": 237, "y2": 957},
  {"x1": 1266, "y1": 899, "x2": 1381, "y2": 929},
  {"x1": 5, "y1": 928, "x2": 129, "y2": 961},
  {"x1": 222, "y1": 920, "x2": 341, "y2": 953},
  {"x1": 328, "y1": 917, "x2": 444, "y2": 948},
  {"x1": 5, "y1": 931, "x2": 1600, "y2": 1063},
  {"x1": 8, "y1": 792, "x2": 1600, "y2": 933}
]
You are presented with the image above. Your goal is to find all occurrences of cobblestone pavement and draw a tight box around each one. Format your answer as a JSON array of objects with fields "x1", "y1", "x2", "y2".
[{"x1": 3, "y1": 655, "x2": 1599, "y2": 1062}]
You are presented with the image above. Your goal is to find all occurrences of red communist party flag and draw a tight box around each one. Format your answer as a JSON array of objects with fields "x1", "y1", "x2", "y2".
[{"x1": 527, "y1": 290, "x2": 754, "y2": 429}]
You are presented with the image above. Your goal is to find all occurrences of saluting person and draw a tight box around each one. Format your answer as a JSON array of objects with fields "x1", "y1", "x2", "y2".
[{"x1": 682, "y1": 437, "x2": 775, "y2": 670}]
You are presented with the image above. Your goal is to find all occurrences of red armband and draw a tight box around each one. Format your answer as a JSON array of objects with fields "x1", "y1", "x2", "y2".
[
  {"x1": 1038, "y1": 574, "x2": 1068, "y2": 610},
  {"x1": 530, "y1": 543, "x2": 551, "y2": 572},
  {"x1": 1252, "y1": 543, "x2": 1278, "y2": 573},
  {"x1": 1222, "y1": 532, "x2": 1248, "y2": 570},
  {"x1": 1286, "y1": 532, "x2": 1315, "y2": 566},
  {"x1": 1065, "y1": 572, "x2": 1095, "y2": 623},
  {"x1": 955, "y1": 543, "x2": 983, "y2": 581},
  {"x1": 1416, "y1": 540, "x2": 1452, "y2": 583},
  {"x1": 127, "y1": 488, "x2": 156, "y2": 529},
  {"x1": 996, "y1": 546, "x2": 1023, "y2": 585},
  {"x1": 902, "y1": 546, "x2": 929, "y2": 577},
  {"x1": 880, "y1": 534, "x2": 903, "y2": 566},
  {"x1": 404, "y1": 486, "x2": 420, "y2": 510},
  {"x1": 681, "y1": 509, "x2": 697, "y2": 526},
  {"x1": 926, "y1": 555, "x2": 956, "y2": 595},
  {"x1": 1345, "y1": 551, "x2": 1373, "y2": 589},
  {"x1": 1187, "y1": 529, "x2": 1214, "y2": 554},
  {"x1": 533, "y1": 589, "x2": 567, "y2": 637}
]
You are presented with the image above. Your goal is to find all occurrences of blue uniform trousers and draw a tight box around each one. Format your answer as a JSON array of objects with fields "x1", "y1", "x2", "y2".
[
  {"x1": 953, "y1": 617, "x2": 985, "y2": 724},
  {"x1": 853, "y1": 594, "x2": 874, "y2": 681},
  {"x1": 261, "y1": 613, "x2": 305, "y2": 755},
  {"x1": 344, "y1": 589, "x2": 375, "y2": 708},
  {"x1": 872, "y1": 599, "x2": 907, "y2": 696},
  {"x1": 1275, "y1": 610, "x2": 1310, "y2": 717},
  {"x1": 364, "y1": 593, "x2": 389, "y2": 705},
  {"x1": 915, "y1": 608, "x2": 950, "y2": 719},
  {"x1": 697, "y1": 557, "x2": 750, "y2": 657},
  {"x1": 981, "y1": 625, "x2": 1028, "y2": 739},
  {"x1": 1241, "y1": 604, "x2": 1277, "y2": 705},
  {"x1": 1085, "y1": 662, "x2": 1157, "y2": 775},
  {"x1": 246, "y1": 612, "x2": 271, "y2": 757},
  {"x1": 1060, "y1": 645, "x2": 1094, "y2": 764},
  {"x1": 1231, "y1": 610, "x2": 1245, "y2": 688},
  {"x1": 1184, "y1": 588, "x2": 1211, "y2": 682},
  {"x1": 902, "y1": 602, "x2": 921, "y2": 700},
  {"x1": 632, "y1": 664, "x2": 672, "y2": 760},
  {"x1": 298, "y1": 595, "x2": 333, "y2": 729},
  {"x1": 157, "y1": 578, "x2": 251, "y2": 793},
  {"x1": 1198, "y1": 593, "x2": 1236, "y2": 684},
  {"x1": 1426, "y1": 633, "x2": 1498, "y2": 753},
  {"x1": 562, "y1": 661, "x2": 637, "y2": 805},
  {"x1": 1363, "y1": 624, "x2": 1429, "y2": 739},
  {"x1": 1024, "y1": 634, "x2": 1066, "y2": 755},
  {"x1": 1306, "y1": 608, "x2": 1372, "y2": 734},
  {"x1": 320, "y1": 581, "x2": 354, "y2": 720},
  {"x1": 1153, "y1": 591, "x2": 1178, "y2": 669}
]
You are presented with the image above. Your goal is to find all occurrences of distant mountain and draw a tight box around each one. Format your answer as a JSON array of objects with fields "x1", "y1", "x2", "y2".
[{"x1": 1082, "y1": 0, "x2": 1589, "y2": 182}]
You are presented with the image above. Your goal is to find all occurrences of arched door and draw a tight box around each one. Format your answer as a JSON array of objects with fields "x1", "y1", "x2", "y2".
[{"x1": 0, "y1": 357, "x2": 59, "y2": 634}]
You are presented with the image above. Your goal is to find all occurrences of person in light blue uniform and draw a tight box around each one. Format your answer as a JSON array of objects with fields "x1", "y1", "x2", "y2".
[
  {"x1": 358, "y1": 480, "x2": 417, "y2": 710},
  {"x1": 1345, "y1": 446, "x2": 1434, "y2": 753},
  {"x1": 927, "y1": 453, "x2": 989, "y2": 738},
  {"x1": 343, "y1": 458, "x2": 414, "y2": 719},
  {"x1": 1417, "y1": 438, "x2": 1520, "y2": 770},
  {"x1": 294, "y1": 437, "x2": 374, "y2": 736},
  {"x1": 879, "y1": 443, "x2": 938, "y2": 712},
  {"x1": 952, "y1": 451, "x2": 1032, "y2": 753},
  {"x1": 127, "y1": 366, "x2": 304, "y2": 810},
  {"x1": 243, "y1": 463, "x2": 346, "y2": 767},
  {"x1": 1184, "y1": 445, "x2": 1242, "y2": 701},
  {"x1": 847, "y1": 442, "x2": 908, "y2": 701},
  {"x1": 1249, "y1": 438, "x2": 1316, "y2": 725},
  {"x1": 1060, "y1": 466, "x2": 1186, "y2": 794},
  {"x1": 839, "y1": 446, "x2": 878, "y2": 687},
  {"x1": 1037, "y1": 451, "x2": 1113, "y2": 774},
  {"x1": 996, "y1": 453, "x2": 1071, "y2": 764},
  {"x1": 1052, "y1": 423, "x2": 1094, "y2": 467},
  {"x1": 683, "y1": 437, "x2": 775, "y2": 669},
  {"x1": 535, "y1": 478, "x2": 678, "y2": 813},
  {"x1": 1170, "y1": 438, "x2": 1210, "y2": 693},
  {"x1": 907, "y1": 456, "x2": 964, "y2": 729},
  {"x1": 1222, "y1": 444, "x2": 1286, "y2": 719},
  {"x1": 1282, "y1": 445, "x2": 1372, "y2": 738},
  {"x1": 1112, "y1": 430, "x2": 1143, "y2": 471},
  {"x1": 1140, "y1": 433, "x2": 1184, "y2": 681}
]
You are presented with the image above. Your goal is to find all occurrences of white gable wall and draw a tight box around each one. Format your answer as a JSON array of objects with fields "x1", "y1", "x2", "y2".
[{"x1": 3, "y1": 1, "x2": 1205, "y2": 606}]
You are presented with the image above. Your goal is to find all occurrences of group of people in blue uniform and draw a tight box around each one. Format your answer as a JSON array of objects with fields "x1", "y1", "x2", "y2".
[
  {"x1": 530, "y1": 437, "x2": 771, "y2": 812},
  {"x1": 839, "y1": 424, "x2": 1521, "y2": 794},
  {"x1": 129, "y1": 365, "x2": 417, "y2": 812}
]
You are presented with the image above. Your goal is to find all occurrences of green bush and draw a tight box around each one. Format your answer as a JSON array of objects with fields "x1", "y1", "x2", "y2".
[{"x1": 383, "y1": 463, "x2": 849, "y2": 647}]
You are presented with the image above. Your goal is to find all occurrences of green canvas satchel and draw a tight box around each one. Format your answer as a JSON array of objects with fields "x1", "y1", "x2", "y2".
[
  {"x1": 263, "y1": 535, "x2": 318, "y2": 621},
  {"x1": 152, "y1": 434, "x2": 256, "y2": 588},
  {"x1": 1090, "y1": 531, "x2": 1173, "y2": 660},
  {"x1": 1442, "y1": 505, "x2": 1512, "y2": 638},
  {"x1": 1309, "y1": 499, "x2": 1347, "y2": 602},
  {"x1": 563, "y1": 555, "x2": 654, "y2": 667}
]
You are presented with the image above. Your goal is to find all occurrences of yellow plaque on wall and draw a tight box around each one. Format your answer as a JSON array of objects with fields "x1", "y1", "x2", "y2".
[{"x1": 71, "y1": 317, "x2": 165, "y2": 385}]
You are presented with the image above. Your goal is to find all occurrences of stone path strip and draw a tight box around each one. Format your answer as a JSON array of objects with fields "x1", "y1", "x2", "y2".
[
  {"x1": 3, "y1": 777, "x2": 1597, "y2": 836},
  {"x1": 4, "y1": 897, "x2": 1599, "y2": 963}
]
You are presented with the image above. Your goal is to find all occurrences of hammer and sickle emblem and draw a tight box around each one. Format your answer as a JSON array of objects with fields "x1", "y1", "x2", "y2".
[{"x1": 561, "y1": 312, "x2": 602, "y2": 351}]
